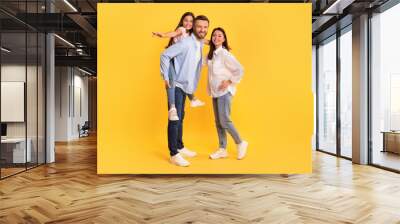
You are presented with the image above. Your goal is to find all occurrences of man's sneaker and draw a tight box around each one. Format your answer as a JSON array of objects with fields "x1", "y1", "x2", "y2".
[
  {"x1": 237, "y1": 141, "x2": 248, "y2": 160},
  {"x1": 209, "y1": 148, "x2": 228, "y2": 160},
  {"x1": 170, "y1": 153, "x2": 190, "y2": 167},
  {"x1": 168, "y1": 108, "x2": 179, "y2": 121},
  {"x1": 190, "y1": 99, "x2": 205, "y2": 107},
  {"x1": 178, "y1": 147, "x2": 197, "y2": 158}
]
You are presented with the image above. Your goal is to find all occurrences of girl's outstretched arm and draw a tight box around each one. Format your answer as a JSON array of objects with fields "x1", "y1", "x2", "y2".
[{"x1": 152, "y1": 27, "x2": 184, "y2": 38}]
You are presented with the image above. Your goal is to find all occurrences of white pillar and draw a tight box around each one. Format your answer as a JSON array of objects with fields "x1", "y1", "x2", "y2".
[
  {"x1": 352, "y1": 14, "x2": 369, "y2": 164},
  {"x1": 46, "y1": 1, "x2": 55, "y2": 163}
]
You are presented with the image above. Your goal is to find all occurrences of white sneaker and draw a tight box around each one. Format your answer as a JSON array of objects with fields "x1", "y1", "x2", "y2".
[
  {"x1": 178, "y1": 147, "x2": 197, "y2": 158},
  {"x1": 190, "y1": 99, "x2": 205, "y2": 107},
  {"x1": 170, "y1": 153, "x2": 190, "y2": 167},
  {"x1": 237, "y1": 141, "x2": 248, "y2": 160},
  {"x1": 168, "y1": 108, "x2": 179, "y2": 121},
  {"x1": 209, "y1": 148, "x2": 228, "y2": 160}
]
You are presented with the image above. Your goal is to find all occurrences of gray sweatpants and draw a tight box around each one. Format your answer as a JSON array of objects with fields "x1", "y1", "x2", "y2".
[{"x1": 212, "y1": 93, "x2": 242, "y2": 149}]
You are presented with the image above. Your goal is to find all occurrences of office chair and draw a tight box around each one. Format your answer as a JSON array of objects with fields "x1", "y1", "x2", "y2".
[{"x1": 79, "y1": 121, "x2": 90, "y2": 138}]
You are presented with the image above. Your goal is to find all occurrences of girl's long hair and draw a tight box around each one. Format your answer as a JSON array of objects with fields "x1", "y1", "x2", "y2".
[
  {"x1": 166, "y1": 12, "x2": 195, "y2": 48},
  {"x1": 207, "y1": 27, "x2": 231, "y2": 60}
]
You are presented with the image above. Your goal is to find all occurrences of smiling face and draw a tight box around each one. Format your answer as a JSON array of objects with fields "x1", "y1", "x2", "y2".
[
  {"x1": 182, "y1": 15, "x2": 193, "y2": 30},
  {"x1": 193, "y1": 19, "x2": 209, "y2": 39},
  {"x1": 211, "y1": 30, "x2": 225, "y2": 48}
]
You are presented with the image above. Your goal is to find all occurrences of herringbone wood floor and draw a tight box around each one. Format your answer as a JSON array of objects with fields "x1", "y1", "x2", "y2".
[{"x1": 1, "y1": 134, "x2": 400, "y2": 224}]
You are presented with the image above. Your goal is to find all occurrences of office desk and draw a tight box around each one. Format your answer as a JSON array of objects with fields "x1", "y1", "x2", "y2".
[
  {"x1": 382, "y1": 131, "x2": 400, "y2": 154},
  {"x1": 1, "y1": 138, "x2": 32, "y2": 163}
]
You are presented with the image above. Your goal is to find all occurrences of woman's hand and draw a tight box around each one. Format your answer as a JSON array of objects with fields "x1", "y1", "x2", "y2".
[
  {"x1": 218, "y1": 80, "x2": 232, "y2": 91},
  {"x1": 164, "y1": 80, "x2": 171, "y2": 88},
  {"x1": 152, "y1": 32, "x2": 164, "y2": 38}
]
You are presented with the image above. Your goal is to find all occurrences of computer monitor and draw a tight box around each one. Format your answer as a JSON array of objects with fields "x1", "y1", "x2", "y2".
[{"x1": 1, "y1": 123, "x2": 7, "y2": 137}]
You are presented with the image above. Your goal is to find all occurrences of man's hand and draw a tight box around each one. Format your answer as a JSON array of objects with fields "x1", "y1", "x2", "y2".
[
  {"x1": 218, "y1": 80, "x2": 232, "y2": 91},
  {"x1": 164, "y1": 80, "x2": 171, "y2": 88}
]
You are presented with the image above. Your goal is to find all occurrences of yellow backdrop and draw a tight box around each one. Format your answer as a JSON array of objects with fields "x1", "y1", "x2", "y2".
[{"x1": 98, "y1": 3, "x2": 313, "y2": 174}]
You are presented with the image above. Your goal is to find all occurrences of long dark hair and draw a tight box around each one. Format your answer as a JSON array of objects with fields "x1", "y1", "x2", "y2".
[
  {"x1": 207, "y1": 27, "x2": 231, "y2": 60},
  {"x1": 166, "y1": 12, "x2": 195, "y2": 48}
]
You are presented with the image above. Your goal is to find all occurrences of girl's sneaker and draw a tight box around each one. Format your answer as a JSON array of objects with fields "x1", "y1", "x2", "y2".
[
  {"x1": 190, "y1": 99, "x2": 205, "y2": 108},
  {"x1": 168, "y1": 108, "x2": 179, "y2": 121},
  {"x1": 237, "y1": 141, "x2": 248, "y2": 160}
]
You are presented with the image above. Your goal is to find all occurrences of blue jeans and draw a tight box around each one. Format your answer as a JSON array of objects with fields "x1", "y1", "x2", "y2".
[
  {"x1": 168, "y1": 87, "x2": 186, "y2": 156},
  {"x1": 167, "y1": 86, "x2": 194, "y2": 106},
  {"x1": 213, "y1": 93, "x2": 242, "y2": 149},
  {"x1": 166, "y1": 61, "x2": 176, "y2": 106}
]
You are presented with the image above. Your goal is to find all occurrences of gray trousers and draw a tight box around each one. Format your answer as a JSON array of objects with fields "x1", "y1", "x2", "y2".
[{"x1": 212, "y1": 93, "x2": 242, "y2": 149}]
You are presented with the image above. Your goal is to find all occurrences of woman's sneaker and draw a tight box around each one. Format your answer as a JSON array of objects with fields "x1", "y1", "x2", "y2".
[
  {"x1": 237, "y1": 141, "x2": 248, "y2": 160},
  {"x1": 190, "y1": 99, "x2": 205, "y2": 108},
  {"x1": 168, "y1": 108, "x2": 179, "y2": 121},
  {"x1": 209, "y1": 148, "x2": 228, "y2": 160}
]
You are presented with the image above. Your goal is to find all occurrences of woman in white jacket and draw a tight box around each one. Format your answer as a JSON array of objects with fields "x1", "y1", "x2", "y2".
[{"x1": 207, "y1": 27, "x2": 248, "y2": 160}]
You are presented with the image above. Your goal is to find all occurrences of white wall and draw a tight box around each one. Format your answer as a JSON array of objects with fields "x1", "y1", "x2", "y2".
[
  {"x1": 1, "y1": 65, "x2": 39, "y2": 138},
  {"x1": 55, "y1": 67, "x2": 89, "y2": 141},
  {"x1": 312, "y1": 45, "x2": 316, "y2": 151},
  {"x1": 1, "y1": 65, "x2": 26, "y2": 137},
  {"x1": 1, "y1": 63, "x2": 46, "y2": 164},
  {"x1": 73, "y1": 73, "x2": 89, "y2": 138},
  {"x1": 55, "y1": 67, "x2": 70, "y2": 141}
]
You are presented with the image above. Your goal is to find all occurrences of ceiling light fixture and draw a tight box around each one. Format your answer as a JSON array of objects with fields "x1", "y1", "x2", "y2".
[
  {"x1": 78, "y1": 67, "x2": 93, "y2": 76},
  {"x1": 54, "y1": 34, "x2": 75, "y2": 48},
  {"x1": 1, "y1": 47, "x2": 11, "y2": 53},
  {"x1": 322, "y1": 0, "x2": 354, "y2": 15},
  {"x1": 63, "y1": 0, "x2": 78, "y2": 12}
]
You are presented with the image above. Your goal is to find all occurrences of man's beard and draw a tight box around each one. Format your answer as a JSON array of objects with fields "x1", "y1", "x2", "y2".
[{"x1": 194, "y1": 32, "x2": 206, "y2": 39}]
